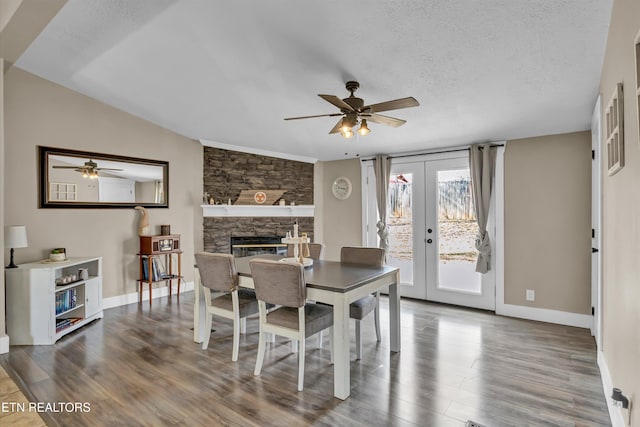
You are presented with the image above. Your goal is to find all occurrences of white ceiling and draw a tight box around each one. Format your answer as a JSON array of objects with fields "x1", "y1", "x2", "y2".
[{"x1": 15, "y1": 0, "x2": 613, "y2": 162}]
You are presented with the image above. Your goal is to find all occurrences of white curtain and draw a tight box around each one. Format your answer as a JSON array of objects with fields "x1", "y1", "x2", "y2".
[
  {"x1": 374, "y1": 155, "x2": 391, "y2": 262},
  {"x1": 469, "y1": 144, "x2": 497, "y2": 273}
]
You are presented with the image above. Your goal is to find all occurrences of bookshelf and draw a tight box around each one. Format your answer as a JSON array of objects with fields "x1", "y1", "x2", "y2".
[
  {"x1": 137, "y1": 235, "x2": 182, "y2": 304},
  {"x1": 5, "y1": 257, "x2": 103, "y2": 345}
]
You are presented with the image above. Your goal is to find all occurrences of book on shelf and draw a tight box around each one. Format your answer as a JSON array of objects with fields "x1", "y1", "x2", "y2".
[
  {"x1": 55, "y1": 288, "x2": 77, "y2": 315},
  {"x1": 142, "y1": 256, "x2": 172, "y2": 281},
  {"x1": 56, "y1": 317, "x2": 82, "y2": 332}
]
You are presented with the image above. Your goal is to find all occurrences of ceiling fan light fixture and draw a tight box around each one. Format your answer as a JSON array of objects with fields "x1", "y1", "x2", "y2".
[
  {"x1": 341, "y1": 128, "x2": 354, "y2": 139},
  {"x1": 82, "y1": 170, "x2": 89, "y2": 178},
  {"x1": 358, "y1": 119, "x2": 370, "y2": 136}
]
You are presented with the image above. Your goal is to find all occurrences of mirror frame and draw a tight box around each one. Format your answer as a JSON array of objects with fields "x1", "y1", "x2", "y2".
[{"x1": 39, "y1": 146, "x2": 169, "y2": 209}]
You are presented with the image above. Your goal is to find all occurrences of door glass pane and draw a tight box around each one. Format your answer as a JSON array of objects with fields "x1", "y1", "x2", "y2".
[
  {"x1": 437, "y1": 169, "x2": 481, "y2": 293},
  {"x1": 388, "y1": 173, "x2": 413, "y2": 284}
]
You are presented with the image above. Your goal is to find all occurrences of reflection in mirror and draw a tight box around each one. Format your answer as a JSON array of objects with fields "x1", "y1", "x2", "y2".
[{"x1": 39, "y1": 146, "x2": 169, "y2": 208}]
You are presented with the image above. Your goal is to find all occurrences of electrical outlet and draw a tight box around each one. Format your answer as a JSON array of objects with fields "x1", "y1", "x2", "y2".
[{"x1": 526, "y1": 290, "x2": 535, "y2": 301}]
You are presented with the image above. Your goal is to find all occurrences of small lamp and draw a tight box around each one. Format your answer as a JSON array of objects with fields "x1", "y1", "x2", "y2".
[{"x1": 5, "y1": 225, "x2": 28, "y2": 268}]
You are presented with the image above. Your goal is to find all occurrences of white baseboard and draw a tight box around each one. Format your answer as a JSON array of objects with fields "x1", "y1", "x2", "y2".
[
  {"x1": 496, "y1": 303, "x2": 592, "y2": 328},
  {"x1": 598, "y1": 350, "x2": 626, "y2": 427},
  {"x1": 0, "y1": 334, "x2": 10, "y2": 354},
  {"x1": 102, "y1": 281, "x2": 194, "y2": 310}
]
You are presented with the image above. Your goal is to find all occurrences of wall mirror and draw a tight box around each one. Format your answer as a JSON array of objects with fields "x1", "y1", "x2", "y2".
[{"x1": 39, "y1": 146, "x2": 169, "y2": 208}]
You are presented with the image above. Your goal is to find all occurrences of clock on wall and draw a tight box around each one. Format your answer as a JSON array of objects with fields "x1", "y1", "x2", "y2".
[{"x1": 332, "y1": 176, "x2": 352, "y2": 200}]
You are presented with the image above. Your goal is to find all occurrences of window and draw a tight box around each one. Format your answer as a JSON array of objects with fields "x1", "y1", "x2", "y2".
[
  {"x1": 49, "y1": 182, "x2": 77, "y2": 201},
  {"x1": 605, "y1": 83, "x2": 624, "y2": 176}
]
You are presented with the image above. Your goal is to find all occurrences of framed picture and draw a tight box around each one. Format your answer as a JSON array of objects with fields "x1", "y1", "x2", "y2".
[{"x1": 605, "y1": 83, "x2": 624, "y2": 176}]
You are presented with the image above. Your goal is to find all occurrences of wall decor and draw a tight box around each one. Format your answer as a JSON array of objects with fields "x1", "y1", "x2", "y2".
[
  {"x1": 234, "y1": 189, "x2": 286, "y2": 205},
  {"x1": 39, "y1": 146, "x2": 169, "y2": 208},
  {"x1": 605, "y1": 83, "x2": 624, "y2": 176}
]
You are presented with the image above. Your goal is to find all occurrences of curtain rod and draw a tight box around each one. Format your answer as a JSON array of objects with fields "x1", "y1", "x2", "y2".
[{"x1": 361, "y1": 143, "x2": 505, "y2": 161}]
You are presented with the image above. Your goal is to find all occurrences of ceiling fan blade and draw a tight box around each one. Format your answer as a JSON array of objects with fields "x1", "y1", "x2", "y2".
[
  {"x1": 367, "y1": 113, "x2": 407, "y2": 128},
  {"x1": 318, "y1": 94, "x2": 355, "y2": 112},
  {"x1": 52, "y1": 166, "x2": 80, "y2": 169},
  {"x1": 363, "y1": 97, "x2": 419, "y2": 113},
  {"x1": 328, "y1": 118, "x2": 344, "y2": 134},
  {"x1": 284, "y1": 113, "x2": 343, "y2": 121},
  {"x1": 97, "y1": 168, "x2": 123, "y2": 171}
]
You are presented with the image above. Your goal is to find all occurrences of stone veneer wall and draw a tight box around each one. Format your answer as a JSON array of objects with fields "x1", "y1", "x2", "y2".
[{"x1": 203, "y1": 147, "x2": 314, "y2": 253}]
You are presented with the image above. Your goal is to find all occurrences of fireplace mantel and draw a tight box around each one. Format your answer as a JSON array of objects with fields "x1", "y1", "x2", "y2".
[{"x1": 202, "y1": 205, "x2": 314, "y2": 217}]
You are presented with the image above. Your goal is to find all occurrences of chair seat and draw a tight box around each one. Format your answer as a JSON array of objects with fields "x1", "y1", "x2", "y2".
[
  {"x1": 350, "y1": 295, "x2": 377, "y2": 320},
  {"x1": 211, "y1": 289, "x2": 259, "y2": 318},
  {"x1": 267, "y1": 303, "x2": 333, "y2": 336}
]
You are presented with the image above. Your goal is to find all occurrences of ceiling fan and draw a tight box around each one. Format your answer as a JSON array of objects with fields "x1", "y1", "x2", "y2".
[
  {"x1": 52, "y1": 159, "x2": 123, "y2": 179},
  {"x1": 284, "y1": 81, "x2": 419, "y2": 139}
]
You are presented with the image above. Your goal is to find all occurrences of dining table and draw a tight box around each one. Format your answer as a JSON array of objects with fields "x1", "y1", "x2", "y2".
[{"x1": 193, "y1": 254, "x2": 401, "y2": 400}]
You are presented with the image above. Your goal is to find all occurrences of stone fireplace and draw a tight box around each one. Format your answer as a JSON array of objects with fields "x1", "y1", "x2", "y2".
[{"x1": 202, "y1": 147, "x2": 314, "y2": 253}]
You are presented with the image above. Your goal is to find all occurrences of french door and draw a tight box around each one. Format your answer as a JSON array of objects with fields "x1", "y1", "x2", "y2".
[{"x1": 364, "y1": 152, "x2": 496, "y2": 310}]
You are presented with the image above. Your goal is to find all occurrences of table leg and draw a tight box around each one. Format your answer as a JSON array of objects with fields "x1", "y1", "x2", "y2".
[
  {"x1": 332, "y1": 296, "x2": 350, "y2": 400},
  {"x1": 139, "y1": 255, "x2": 143, "y2": 303},
  {"x1": 389, "y1": 270, "x2": 401, "y2": 352},
  {"x1": 177, "y1": 252, "x2": 182, "y2": 297},
  {"x1": 168, "y1": 254, "x2": 173, "y2": 296},
  {"x1": 147, "y1": 256, "x2": 153, "y2": 304}
]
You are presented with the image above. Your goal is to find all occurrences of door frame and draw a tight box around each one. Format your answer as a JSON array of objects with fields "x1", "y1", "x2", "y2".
[
  {"x1": 591, "y1": 96, "x2": 602, "y2": 347},
  {"x1": 361, "y1": 145, "x2": 505, "y2": 311}
]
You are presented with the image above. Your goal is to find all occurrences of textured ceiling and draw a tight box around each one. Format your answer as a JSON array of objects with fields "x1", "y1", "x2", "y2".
[{"x1": 15, "y1": 0, "x2": 612, "y2": 161}]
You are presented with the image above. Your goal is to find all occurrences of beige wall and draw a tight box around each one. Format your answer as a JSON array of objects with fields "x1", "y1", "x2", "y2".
[
  {"x1": 599, "y1": 0, "x2": 640, "y2": 424},
  {"x1": 314, "y1": 158, "x2": 362, "y2": 261},
  {"x1": 504, "y1": 132, "x2": 592, "y2": 314},
  {"x1": 4, "y1": 67, "x2": 203, "y2": 299}
]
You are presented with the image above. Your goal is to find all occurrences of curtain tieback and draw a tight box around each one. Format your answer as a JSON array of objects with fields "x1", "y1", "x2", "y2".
[
  {"x1": 376, "y1": 221, "x2": 389, "y2": 239},
  {"x1": 474, "y1": 231, "x2": 491, "y2": 273}
]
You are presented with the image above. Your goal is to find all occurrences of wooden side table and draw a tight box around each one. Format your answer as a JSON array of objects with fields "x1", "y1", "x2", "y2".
[{"x1": 137, "y1": 234, "x2": 183, "y2": 304}]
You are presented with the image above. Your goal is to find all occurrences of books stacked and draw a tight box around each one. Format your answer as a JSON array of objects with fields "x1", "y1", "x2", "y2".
[
  {"x1": 56, "y1": 317, "x2": 82, "y2": 333},
  {"x1": 55, "y1": 288, "x2": 77, "y2": 314}
]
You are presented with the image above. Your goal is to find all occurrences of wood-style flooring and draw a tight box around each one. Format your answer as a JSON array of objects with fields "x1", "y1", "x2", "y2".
[{"x1": 0, "y1": 292, "x2": 610, "y2": 426}]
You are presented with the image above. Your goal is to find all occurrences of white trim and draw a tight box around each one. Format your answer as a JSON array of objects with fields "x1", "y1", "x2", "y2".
[
  {"x1": 0, "y1": 335, "x2": 10, "y2": 354},
  {"x1": 591, "y1": 95, "x2": 603, "y2": 346},
  {"x1": 598, "y1": 351, "x2": 626, "y2": 427},
  {"x1": 498, "y1": 303, "x2": 592, "y2": 328},
  {"x1": 495, "y1": 145, "x2": 506, "y2": 314},
  {"x1": 202, "y1": 204, "x2": 314, "y2": 217},
  {"x1": 200, "y1": 139, "x2": 317, "y2": 164},
  {"x1": 103, "y1": 281, "x2": 194, "y2": 310}
]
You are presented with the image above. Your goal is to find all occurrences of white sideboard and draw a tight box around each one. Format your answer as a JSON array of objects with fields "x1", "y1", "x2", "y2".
[{"x1": 5, "y1": 256, "x2": 103, "y2": 345}]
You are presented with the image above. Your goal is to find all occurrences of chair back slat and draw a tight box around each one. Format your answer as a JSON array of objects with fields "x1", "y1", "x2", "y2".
[
  {"x1": 286, "y1": 243, "x2": 325, "y2": 260},
  {"x1": 195, "y1": 252, "x2": 238, "y2": 292},
  {"x1": 250, "y1": 259, "x2": 306, "y2": 307}
]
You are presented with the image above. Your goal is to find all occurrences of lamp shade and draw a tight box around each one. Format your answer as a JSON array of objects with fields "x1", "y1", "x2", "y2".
[{"x1": 5, "y1": 225, "x2": 28, "y2": 249}]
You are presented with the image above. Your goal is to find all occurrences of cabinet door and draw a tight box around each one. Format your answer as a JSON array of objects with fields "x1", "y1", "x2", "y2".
[{"x1": 84, "y1": 277, "x2": 102, "y2": 317}]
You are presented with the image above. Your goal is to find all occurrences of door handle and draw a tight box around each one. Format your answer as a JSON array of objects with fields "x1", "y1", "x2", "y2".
[{"x1": 591, "y1": 247, "x2": 599, "y2": 253}]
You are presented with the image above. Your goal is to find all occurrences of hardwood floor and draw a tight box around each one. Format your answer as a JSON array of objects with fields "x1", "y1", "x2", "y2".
[{"x1": 1, "y1": 292, "x2": 610, "y2": 426}]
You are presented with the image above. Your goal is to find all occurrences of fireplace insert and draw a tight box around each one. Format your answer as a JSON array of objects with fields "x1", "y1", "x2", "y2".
[{"x1": 230, "y1": 236, "x2": 287, "y2": 258}]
